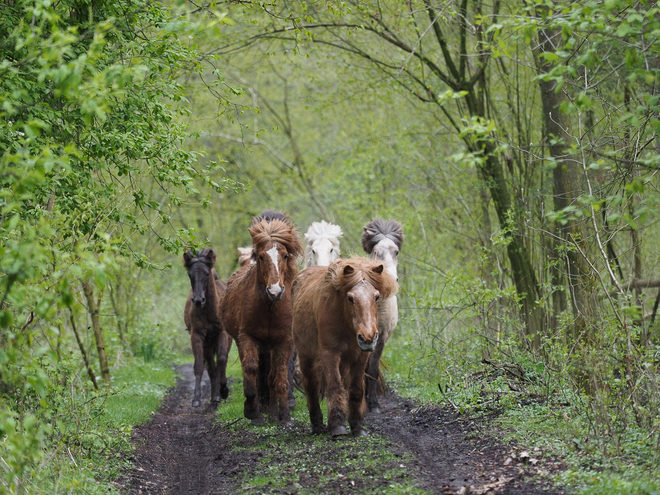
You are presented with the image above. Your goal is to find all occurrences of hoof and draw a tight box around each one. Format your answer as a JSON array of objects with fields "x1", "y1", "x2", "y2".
[
  {"x1": 192, "y1": 399, "x2": 201, "y2": 408},
  {"x1": 368, "y1": 406, "x2": 382, "y2": 414},
  {"x1": 251, "y1": 416, "x2": 266, "y2": 426},
  {"x1": 280, "y1": 419, "x2": 294, "y2": 427},
  {"x1": 288, "y1": 397, "x2": 296, "y2": 409},
  {"x1": 211, "y1": 396, "x2": 221, "y2": 405},
  {"x1": 244, "y1": 403, "x2": 261, "y2": 420},
  {"x1": 352, "y1": 427, "x2": 368, "y2": 437},
  {"x1": 220, "y1": 386, "x2": 229, "y2": 400},
  {"x1": 330, "y1": 425, "x2": 349, "y2": 437},
  {"x1": 312, "y1": 424, "x2": 327, "y2": 435}
]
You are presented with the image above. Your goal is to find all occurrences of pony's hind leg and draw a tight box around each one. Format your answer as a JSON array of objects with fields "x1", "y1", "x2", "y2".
[
  {"x1": 287, "y1": 350, "x2": 297, "y2": 409},
  {"x1": 299, "y1": 356, "x2": 324, "y2": 434},
  {"x1": 238, "y1": 337, "x2": 264, "y2": 424},
  {"x1": 365, "y1": 336, "x2": 386, "y2": 413},
  {"x1": 190, "y1": 332, "x2": 205, "y2": 407},
  {"x1": 272, "y1": 341, "x2": 294, "y2": 425}
]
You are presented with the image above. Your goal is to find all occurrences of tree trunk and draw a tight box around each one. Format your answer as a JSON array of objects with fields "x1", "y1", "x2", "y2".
[
  {"x1": 82, "y1": 281, "x2": 110, "y2": 383},
  {"x1": 535, "y1": 26, "x2": 597, "y2": 336},
  {"x1": 479, "y1": 142, "x2": 545, "y2": 341},
  {"x1": 68, "y1": 309, "x2": 99, "y2": 390}
]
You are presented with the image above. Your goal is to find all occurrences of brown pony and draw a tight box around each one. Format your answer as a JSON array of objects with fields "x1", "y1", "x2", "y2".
[
  {"x1": 292, "y1": 257, "x2": 398, "y2": 436},
  {"x1": 221, "y1": 219, "x2": 304, "y2": 424},
  {"x1": 183, "y1": 249, "x2": 232, "y2": 407}
]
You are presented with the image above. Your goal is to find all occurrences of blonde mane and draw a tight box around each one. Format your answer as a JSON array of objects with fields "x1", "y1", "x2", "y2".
[
  {"x1": 324, "y1": 257, "x2": 398, "y2": 298},
  {"x1": 304, "y1": 221, "x2": 343, "y2": 249}
]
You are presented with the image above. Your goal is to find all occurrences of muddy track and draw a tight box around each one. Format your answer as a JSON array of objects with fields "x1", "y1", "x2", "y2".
[{"x1": 120, "y1": 364, "x2": 562, "y2": 494}]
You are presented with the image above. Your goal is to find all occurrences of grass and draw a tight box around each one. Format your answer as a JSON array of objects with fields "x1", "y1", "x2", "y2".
[{"x1": 215, "y1": 346, "x2": 427, "y2": 494}]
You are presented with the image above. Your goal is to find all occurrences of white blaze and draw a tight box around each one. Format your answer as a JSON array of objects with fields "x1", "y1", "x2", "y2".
[{"x1": 266, "y1": 246, "x2": 282, "y2": 293}]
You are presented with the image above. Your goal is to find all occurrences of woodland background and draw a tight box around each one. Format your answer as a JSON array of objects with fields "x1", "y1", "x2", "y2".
[{"x1": 2, "y1": 0, "x2": 660, "y2": 493}]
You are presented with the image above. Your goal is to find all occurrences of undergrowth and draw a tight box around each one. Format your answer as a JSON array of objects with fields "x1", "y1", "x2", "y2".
[
  {"x1": 386, "y1": 299, "x2": 660, "y2": 495},
  {"x1": 15, "y1": 358, "x2": 176, "y2": 494}
]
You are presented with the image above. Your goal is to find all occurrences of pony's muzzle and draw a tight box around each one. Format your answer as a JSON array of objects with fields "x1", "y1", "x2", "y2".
[
  {"x1": 193, "y1": 297, "x2": 206, "y2": 308},
  {"x1": 357, "y1": 332, "x2": 378, "y2": 352},
  {"x1": 266, "y1": 285, "x2": 285, "y2": 301}
]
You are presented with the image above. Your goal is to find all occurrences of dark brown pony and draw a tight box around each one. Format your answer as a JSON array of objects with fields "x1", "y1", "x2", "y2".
[
  {"x1": 221, "y1": 219, "x2": 304, "y2": 424},
  {"x1": 292, "y1": 257, "x2": 398, "y2": 436},
  {"x1": 183, "y1": 249, "x2": 232, "y2": 407}
]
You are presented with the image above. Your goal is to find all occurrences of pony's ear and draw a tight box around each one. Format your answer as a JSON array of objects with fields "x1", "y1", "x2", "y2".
[
  {"x1": 373, "y1": 264, "x2": 384, "y2": 274},
  {"x1": 204, "y1": 249, "x2": 217, "y2": 266},
  {"x1": 206, "y1": 249, "x2": 218, "y2": 266},
  {"x1": 183, "y1": 251, "x2": 194, "y2": 267},
  {"x1": 343, "y1": 265, "x2": 355, "y2": 275}
]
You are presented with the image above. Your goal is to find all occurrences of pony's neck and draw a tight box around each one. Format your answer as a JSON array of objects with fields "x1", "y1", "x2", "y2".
[{"x1": 205, "y1": 269, "x2": 220, "y2": 305}]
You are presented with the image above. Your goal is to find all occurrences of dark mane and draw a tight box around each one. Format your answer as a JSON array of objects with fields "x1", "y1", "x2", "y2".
[
  {"x1": 361, "y1": 218, "x2": 404, "y2": 254},
  {"x1": 324, "y1": 257, "x2": 398, "y2": 299},
  {"x1": 252, "y1": 209, "x2": 291, "y2": 226}
]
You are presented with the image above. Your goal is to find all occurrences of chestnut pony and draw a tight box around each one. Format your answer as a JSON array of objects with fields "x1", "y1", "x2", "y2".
[
  {"x1": 292, "y1": 257, "x2": 398, "y2": 436},
  {"x1": 183, "y1": 249, "x2": 232, "y2": 407},
  {"x1": 221, "y1": 219, "x2": 303, "y2": 424}
]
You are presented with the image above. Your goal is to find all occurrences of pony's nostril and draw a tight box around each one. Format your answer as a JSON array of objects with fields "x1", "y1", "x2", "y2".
[{"x1": 357, "y1": 334, "x2": 366, "y2": 343}]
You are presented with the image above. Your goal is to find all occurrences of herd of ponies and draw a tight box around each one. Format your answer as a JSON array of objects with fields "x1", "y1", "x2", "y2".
[{"x1": 183, "y1": 210, "x2": 403, "y2": 437}]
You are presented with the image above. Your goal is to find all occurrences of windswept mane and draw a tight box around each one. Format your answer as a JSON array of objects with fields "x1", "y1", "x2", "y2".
[
  {"x1": 305, "y1": 221, "x2": 343, "y2": 249},
  {"x1": 252, "y1": 209, "x2": 291, "y2": 226},
  {"x1": 249, "y1": 219, "x2": 304, "y2": 259},
  {"x1": 324, "y1": 257, "x2": 398, "y2": 299},
  {"x1": 361, "y1": 218, "x2": 404, "y2": 254}
]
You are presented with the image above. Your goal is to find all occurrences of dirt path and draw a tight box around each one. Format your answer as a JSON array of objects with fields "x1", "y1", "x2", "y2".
[{"x1": 120, "y1": 364, "x2": 562, "y2": 494}]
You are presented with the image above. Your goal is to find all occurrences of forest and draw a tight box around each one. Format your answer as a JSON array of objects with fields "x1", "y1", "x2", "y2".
[{"x1": 2, "y1": 0, "x2": 660, "y2": 493}]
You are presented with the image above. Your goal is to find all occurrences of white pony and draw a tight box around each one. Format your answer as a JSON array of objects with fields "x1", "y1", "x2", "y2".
[
  {"x1": 361, "y1": 218, "x2": 403, "y2": 414},
  {"x1": 304, "y1": 220, "x2": 343, "y2": 268}
]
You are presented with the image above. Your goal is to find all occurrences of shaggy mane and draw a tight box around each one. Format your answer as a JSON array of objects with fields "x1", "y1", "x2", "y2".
[
  {"x1": 252, "y1": 209, "x2": 291, "y2": 226},
  {"x1": 361, "y1": 218, "x2": 404, "y2": 254},
  {"x1": 324, "y1": 257, "x2": 398, "y2": 299},
  {"x1": 249, "y1": 219, "x2": 304, "y2": 259},
  {"x1": 304, "y1": 221, "x2": 343, "y2": 248}
]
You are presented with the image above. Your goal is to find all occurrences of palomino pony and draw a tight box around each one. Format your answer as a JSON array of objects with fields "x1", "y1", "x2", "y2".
[
  {"x1": 304, "y1": 220, "x2": 343, "y2": 268},
  {"x1": 221, "y1": 219, "x2": 304, "y2": 424},
  {"x1": 183, "y1": 249, "x2": 232, "y2": 407},
  {"x1": 237, "y1": 247, "x2": 253, "y2": 267},
  {"x1": 292, "y1": 257, "x2": 398, "y2": 436},
  {"x1": 361, "y1": 218, "x2": 404, "y2": 413}
]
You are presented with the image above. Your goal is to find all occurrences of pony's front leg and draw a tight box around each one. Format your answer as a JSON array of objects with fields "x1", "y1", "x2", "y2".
[
  {"x1": 272, "y1": 340, "x2": 294, "y2": 425},
  {"x1": 299, "y1": 355, "x2": 324, "y2": 434},
  {"x1": 237, "y1": 336, "x2": 264, "y2": 424},
  {"x1": 190, "y1": 332, "x2": 204, "y2": 407},
  {"x1": 217, "y1": 331, "x2": 231, "y2": 400},
  {"x1": 365, "y1": 335, "x2": 385, "y2": 413},
  {"x1": 204, "y1": 340, "x2": 219, "y2": 404},
  {"x1": 321, "y1": 351, "x2": 348, "y2": 437},
  {"x1": 349, "y1": 356, "x2": 369, "y2": 436}
]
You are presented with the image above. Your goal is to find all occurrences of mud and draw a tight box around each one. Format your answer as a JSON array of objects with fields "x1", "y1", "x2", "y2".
[{"x1": 120, "y1": 364, "x2": 563, "y2": 494}]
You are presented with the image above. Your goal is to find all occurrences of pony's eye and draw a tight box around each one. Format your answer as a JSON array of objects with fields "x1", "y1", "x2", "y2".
[
  {"x1": 348, "y1": 295, "x2": 355, "y2": 304},
  {"x1": 312, "y1": 250, "x2": 316, "y2": 255},
  {"x1": 395, "y1": 251, "x2": 399, "y2": 256},
  {"x1": 330, "y1": 248, "x2": 333, "y2": 253},
  {"x1": 283, "y1": 254, "x2": 289, "y2": 260},
  {"x1": 375, "y1": 294, "x2": 380, "y2": 302},
  {"x1": 259, "y1": 255, "x2": 264, "y2": 261}
]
